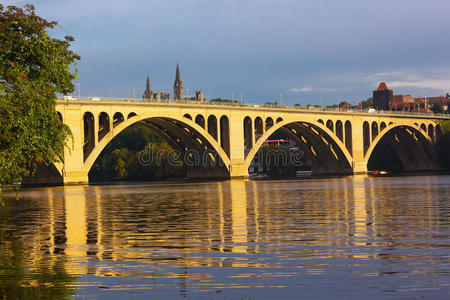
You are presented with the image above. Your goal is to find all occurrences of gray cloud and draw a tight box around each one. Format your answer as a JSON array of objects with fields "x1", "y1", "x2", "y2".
[{"x1": 4, "y1": 0, "x2": 450, "y2": 104}]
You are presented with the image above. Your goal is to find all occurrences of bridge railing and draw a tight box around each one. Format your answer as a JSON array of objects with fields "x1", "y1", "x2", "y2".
[{"x1": 57, "y1": 96, "x2": 450, "y2": 118}]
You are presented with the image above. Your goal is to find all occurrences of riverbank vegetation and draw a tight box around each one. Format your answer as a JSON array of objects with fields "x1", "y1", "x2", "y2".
[
  {"x1": 436, "y1": 120, "x2": 450, "y2": 170},
  {"x1": 0, "y1": 4, "x2": 78, "y2": 187},
  {"x1": 89, "y1": 124, "x2": 186, "y2": 182}
]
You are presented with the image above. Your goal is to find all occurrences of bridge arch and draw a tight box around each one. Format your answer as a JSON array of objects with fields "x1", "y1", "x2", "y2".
[
  {"x1": 420, "y1": 123, "x2": 426, "y2": 133},
  {"x1": 113, "y1": 112, "x2": 124, "y2": 128},
  {"x1": 335, "y1": 120, "x2": 343, "y2": 142},
  {"x1": 326, "y1": 120, "x2": 334, "y2": 132},
  {"x1": 364, "y1": 124, "x2": 437, "y2": 171},
  {"x1": 220, "y1": 115, "x2": 230, "y2": 156},
  {"x1": 344, "y1": 121, "x2": 352, "y2": 153},
  {"x1": 245, "y1": 119, "x2": 354, "y2": 174},
  {"x1": 265, "y1": 117, "x2": 274, "y2": 131},
  {"x1": 83, "y1": 112, "x2": 95, "y2": 160},
  {"x1": 98, "y1": 112, "x2": 110, "y2": 142},
  {"x1": 428, "y1": 124, "x2": 435, "y2": 142},
  {"x1": 243, "y1": 116, "x2": 253, "y2": 152},
  {"x1": 195, "y1": 114, "x2": 205, "y2": 128},
  {"x1": 363, "y1": 121, "x2": 370, "y2": 154},
  {"x1": 207, "y1": 115, "x2": 218, "y2": 141},
  {"x1": 254, "y1": 117, "x2": 263, "y2": 142},
  {"x1": 83, "y1": 114, "x2": 231, "y2": 177},
  {"x1": 371, "y1": 122, "x2": 379, "y2": 141}
]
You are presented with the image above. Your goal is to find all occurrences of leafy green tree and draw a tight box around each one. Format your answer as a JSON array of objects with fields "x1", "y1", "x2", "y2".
[
  {"x1": 0, "y1": 4, "x2": 79, "y2": 186},
  {"x1": 360, "y1": 97, "x2": 373, "y2": 108},
  {"x1": 338, "y1": 101, "x2": 350, "y2": 107},
  {"x1": 436, "y1": 120, "x2": 450, "y2": 170},
  {"x1": 439, "y1": 120, "x2": 450, "y2": 134},
  {"x1": 89, "y1": 124, "x2": 186, "y2": 181},
  {"x1": 431, "y1": 103, "x2": 444, "y2": 114}
]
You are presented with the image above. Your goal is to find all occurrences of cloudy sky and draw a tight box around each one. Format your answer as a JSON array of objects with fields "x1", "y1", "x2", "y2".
[{"x1": 4, "y1": 0, "x2": 450, "y2": 105}]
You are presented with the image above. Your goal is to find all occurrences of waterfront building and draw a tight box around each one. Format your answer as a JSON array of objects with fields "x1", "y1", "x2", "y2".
[
  {"x1": 391, "y1": 94, "x2": 415, "y2": 111},
  {"x1": 373, "y1": 82, "x2": 393, "y2": 111}
]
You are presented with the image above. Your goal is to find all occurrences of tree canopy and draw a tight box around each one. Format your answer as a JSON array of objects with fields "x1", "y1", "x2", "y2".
[
  {"x1": 431, "y1": 103, "x2": 444, "y2": 114},
  {"x1": 0, "y1": 4, "x2": 79, "y2": 185}
]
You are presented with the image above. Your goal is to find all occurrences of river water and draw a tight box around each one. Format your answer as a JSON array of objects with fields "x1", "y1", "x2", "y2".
[{"x1": 0, "y1": 175, "x2": 449, "y2": 299}]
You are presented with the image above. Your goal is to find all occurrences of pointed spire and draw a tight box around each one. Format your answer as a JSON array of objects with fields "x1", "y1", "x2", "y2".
[
  {"x1": 173, "y1": 63, "x2": 183, "y2": 100},
  {"x1": 174, "y1": 63, "x2": 182, "y2": 86},
  {"x1": 143, "y1": 73, "x2": 152, "y2": 100}
]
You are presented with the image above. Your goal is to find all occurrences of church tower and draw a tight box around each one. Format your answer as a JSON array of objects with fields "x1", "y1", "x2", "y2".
[
  {"x1": 142, "y1": 74, "x2": 153, "y2": 100},
  {"x1": 173, "y1": 63, "x2": 183, "y2": 100}
]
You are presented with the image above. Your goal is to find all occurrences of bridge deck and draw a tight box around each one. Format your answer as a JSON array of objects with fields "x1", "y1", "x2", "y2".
[{"x1": 56, "y1": 99, "x2": 450, "y2": 120}]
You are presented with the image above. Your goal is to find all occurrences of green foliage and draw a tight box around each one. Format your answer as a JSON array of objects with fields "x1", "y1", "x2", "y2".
[
  {"x1": 439, "y1": 120, "x2": 450, "y2": 134},
  {"x1": 264, "y1": 101, "x2": 279, "y2": 107},
  {"x1": 89, "y1": 123, "x2": 185, "y2": 181},
  {"x1": 0, "y1": 4, "x2": 79, "y2": 185},
  {"x1": 431, "y1": 103, "x2": 444, "y2": 114},
  {"x1": 436, "y1": 122, "x2": 450, "y2": 170},
  {"x1": 436, "y1": 133, "x2": 450, "y2": 170},
  {"x1": 209, "y1": 98, "x2": 240, "y2": 104},
  {"x1": 104, "y1": 123, "x2": 164, "y2": 153},
  {"x1": 360, "y1": 97, "x2": 373, "y2": 108}
]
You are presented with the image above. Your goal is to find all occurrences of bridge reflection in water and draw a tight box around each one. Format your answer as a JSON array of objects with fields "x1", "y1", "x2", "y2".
[{"x1": 2, "y1": 176, "x2": 448, "y2": 297}]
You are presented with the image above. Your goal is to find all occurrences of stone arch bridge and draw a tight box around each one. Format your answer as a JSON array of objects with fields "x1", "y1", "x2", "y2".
[{"x1": 54, "y1": 100, "x2": 448, "y2": 184}]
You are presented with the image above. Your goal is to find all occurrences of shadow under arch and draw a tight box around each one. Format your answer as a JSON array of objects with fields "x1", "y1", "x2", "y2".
[
  {"x1": 245, "y1": 119, "x2": 354, "y2": 174},
  {"x1": 364, "y1": 124, "x2": 439, "y2": 172},
  {"x1": 83, "y1": 114, "x2": 231, "y2": 178}
]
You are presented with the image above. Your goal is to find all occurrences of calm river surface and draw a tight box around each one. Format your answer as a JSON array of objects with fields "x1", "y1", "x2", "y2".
[{"x1": 1, "y1": 175, "x2": 449, "y2": 299}]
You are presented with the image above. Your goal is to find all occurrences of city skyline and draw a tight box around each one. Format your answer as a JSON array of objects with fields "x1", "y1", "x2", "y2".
[{"x1": 4, "y1": 0, "x2": 450, "y2": 105}]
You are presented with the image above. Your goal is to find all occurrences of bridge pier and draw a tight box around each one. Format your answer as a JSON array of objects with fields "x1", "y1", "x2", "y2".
[
  {"x1": 352, "y1": 161, "x2": 368, "y2": 174},
  {"x1": 63, "y1": 171, "x2": 89, "y2": 185},
  {"x1": 229, "y1": 159, "x2": 249, "y2": 179},
  {"x1": 229, "y1": 113, "x2": 250, "y2": 179},
  {"x1": 350, "y1": 117, "x2": 368, "y2": 174},
  {"x1": 62, "y1": 106, "x2": 89, "y2": 185}
]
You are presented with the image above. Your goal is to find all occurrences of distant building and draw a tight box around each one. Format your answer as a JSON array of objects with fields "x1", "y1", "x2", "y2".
[
  {"x1": 391, "y1": 94, "x2": 414, "y2": 111},
  {"x1": 195, "y1": 90, "x2": 205, "y2": 103},
  {"x1": 369, "y1": 81, "x2": 447, "y2": 113},
  {"x1": 339, "y1": 102, "x2": 351, "y2": 109},
  {"x1": 413, "y1": 97, "x2": 431, "y2": 113},
  {"x1": 373, "y1": 82, "x2": 393, "y2": 111},
  {"x1": 173, "y1": 63, "x2": 183, "y2": 100},
  {"x1": 154, "y1": 91, "x2": 171, "y2": 101},
  {"x1": 142, "y1": 75, "x2": 153, "y2": 101},
  {"x1": 142, "y1": 63, "x2": 208, "y2": 103}
]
